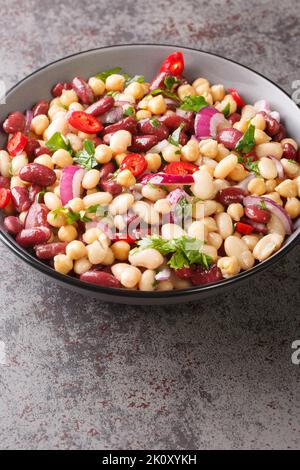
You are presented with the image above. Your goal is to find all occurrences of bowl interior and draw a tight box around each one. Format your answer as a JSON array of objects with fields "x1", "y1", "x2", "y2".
[{"x1": 0, "y1": 44, "x2": 299, "y2": 303}]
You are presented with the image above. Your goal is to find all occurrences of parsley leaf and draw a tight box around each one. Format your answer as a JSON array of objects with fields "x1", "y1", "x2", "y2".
[
  {"x1": 123, "y1": 106, "x2": 135, "y2": 117},
  {"x1": 125, "y1": 75, "x2": 145, "y2": 87},
  {"x1": 179, "y1": 95, "x2": 208, "y2": 112},
  {"x1": 35, "y1": 190, "x2": 45, "y2": 203},
  {"x1": 150, "y1": 118, "x2": 160, "y2": 128},
  {"x1": 164, "y1": 76, "x2": 180, "y2": 90},
  {"x1": 45, "y1": 132, "x2": 70, "y2": 153},
  {"x1": 222, "y1": 102, "x2": 231, "y2": 117},
  {"x1": 149, "y1": 88, "x2": 179, "y2": 101},
  {"x1": 74, "y1": 140, "x2": 97, "y2": 170},
  {"x1": 260, "y1": 200, "x2": 267, "y2": 210},
  {"x1": 235, "y1": 124, "x2": 255, "y2": 154},
  {"x1": 51, "y1": 206, "x2": 100, "y2": 225},
  {"x1": 95, "y1": 67, "x2": 122, "y2": 81},
  {"x1": 175, "y1": 197, "x2": 192, "y2": 222},
  {"x1": 238, "y1": 155, "x2": 260, "y2": 175},
  {"x1": 168, "y1": 123, "x2": 185, "y2": 146}
]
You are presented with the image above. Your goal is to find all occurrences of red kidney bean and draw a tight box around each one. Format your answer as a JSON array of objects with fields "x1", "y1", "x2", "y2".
[
  {"x1": 217, "y1": 187, "x2": 246, "y2": 206},
  {"x1": 99, "y1": 162, "x2": 115, "y2": 180},
  {"x1": 260, "y1": 112, "x2": 280, "y2": 136},
  {"x1": 159, "y1": 113, "x2": 189, "y2": 131},
  {"x1": 4, "y1": 216, "x2": 23, "y2": 236},
  {"x1": 29, "y1": 185, "x2": 43, "y2": 203},
  {"x1": 175, "y1": 266, "x2": 193, "y2": 279},
  {"x1": 93, "y1": 136, "x2": 102, "y2": 147},
  {"x1": 100, "y1": 178, "x2": 122, "y2": 195},
  {"x1": 191, "y1": 264, "x2": 223, "y2": 286},
  {"x1": 102, "y1": 116, "x2": 137, "y2": 135},
  {"x1": 16, "y1": 226, "x2": 51, "y2": 248},
  {"x1": 2, "y1": 111, "x2": 25, "y2": 134},
  {"x1": 35, "y1": 146, "x2": 52, "y2": 157},
  {"x1": 0, "y1": 176, "x2": 10, "y2": 189},
  {"x1": 32, "y1": 100, "x2": 49, "y2": 117},
  {"x1": 80, "y1": 270, "x2": 122, "y2": 288},
  {"x1": 51, "y1": 82, "x2": 72, "y2": 97},
  {"x1": 19, "y1": 163, "x2": 56, "y2": 187},
  {"x1": 282, "y1": 142, "x2": 297, "y2": 160},
  {"x1": 35, "y1": 242, "x2": 67, "y2": 259},
  {"x1": 216, "y1": 128, "x2": 243, "y2": 149},
  {"x1": 25, "y1": 138, "x2": 40, "y2": 160},
  {"x1": 137, "y1": 118, "x2": 169, "y2": 141},
  {"x1": 273, "y1": 123, "x2": 286, "y2": 142},
  {"x1": 85, "y1": 96, "x2": 114, "y2": 116},
  {"x1": 25, "y1": 202, "x2": 49, "y2": 229},
  {"x1": 178, "y1": 131, "x2": 189, "y2": 146},
  {"x1": 72, "y1": 77, "x2": 94, "y2": 104},
  {"x1": 244, "y1": 204, "x2": 271, "y2": 223},
  {"x1": 241, "y1": 217, "x2": 268, "y2": 234},
  {"x1": 11, "y1": 186, "x2": 31, "y2": 212},
  {"x1": 129, "y1": 135, "x2": 159, "y2": 152},
  {"x1": 228, "y1": 112, "x2": 241, "y2": 125}
]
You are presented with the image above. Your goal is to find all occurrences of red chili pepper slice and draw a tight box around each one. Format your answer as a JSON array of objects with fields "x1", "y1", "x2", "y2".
[
  {"x1": 159, "y1": 52, "x2": 184, "y2": 75},
  {"x1": 7, "y1": 132, "x2": 28, "y2": 157},
  {"x1": 0, "y1": 188, "x2": 11, "y2": 209},
  {"x1": 68, "y1": 111, "x2": 103, "y2": 134},
  {"x1": 236, "y1": 221, "x2": 254, "y2": 235},
  {"x1": 119, "y1": 153, "x2": 147, "y2": 177},
  {"x1": 227, "y1": 88, "x2": 245, "y2": 108},
  {"x1": 165, "y1": 162, "x2": 198, "y2": 176},
  {"x1": 239, "y1": 151, "x2": 258, "y2": 169},
  {"x1": 112, "y1": 233, "x2": 136, "y2": 244}
]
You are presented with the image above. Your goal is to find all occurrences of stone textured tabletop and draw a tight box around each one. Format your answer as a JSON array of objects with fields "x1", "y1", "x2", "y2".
[{"x1": 0, "y1": 0, "x2": 300, "y2": 450}]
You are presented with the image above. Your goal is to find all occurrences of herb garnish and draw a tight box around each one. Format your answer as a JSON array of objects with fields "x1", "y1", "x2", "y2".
[
  {"x1": 74, "y1": 140, "x2": 97, "y2": 170},
  {"x1": 238, "y1": 154, "x2": 260, "y2": 175},
  {"x1": 95, "y1": 67, "x2": 122, "y2": 81},
  {"x1": 51, "y1": 204, "x2": 101, "y2": 225},
  {"x1": 45, "y1": 132, "x2": 71, "y2": 153},
  {"x1": 179, "y1": 95, "x2": 208, "y2": 112},
  {"x1": 124, "y1": 106, "x2": 135, "y2": 117},
  {"x1": 235, "y1": 124, "x2": 255, "y2": 154},
  {"x1": 168, "y1": 123, "x2": 185, "y2": 146},
  {"x1": 222, "y1": 102, "x2": 231, "y2": 118},
  {"x1": 164, "y1": 76, "x2": 180, "y2": 90},
  {"x1": 149, "y1": 88, "x2": 179, "y2": 101},
  {"x1": 150, "y1": 118, "x2": 160, "y2": 128}
]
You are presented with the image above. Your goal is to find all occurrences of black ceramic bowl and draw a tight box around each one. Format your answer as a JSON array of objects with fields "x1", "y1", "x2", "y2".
[{"x1": 0, "y1": 44, "x2": 299, "y2": 304}]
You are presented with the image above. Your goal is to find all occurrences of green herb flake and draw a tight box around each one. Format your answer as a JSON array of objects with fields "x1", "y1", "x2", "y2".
[
  {"x1": 163, "y1": 76, "x2": 180, "y2": 91},
  {"x1": 150, "y1": 118, "x2": 160, "y2": 128},
  {"x1": 35, "y1": 190, "x2": 46, "y2": 203},
  {"x1": 222, "y1": 102, "x2": 231, "y2": 118},
  {"x1": 123, "y1": 106, "x2": 135, "y2": 117},
  {"x1": 260, "y1": 200, "x2": 267, "y2": 210},
  {"x1": 125, "y1": 75, "x2": 145, "y2": 87},
  {"x1": 179, "y1": 95, "x2": 208, "y2": 112},
  {"x1": 74, "y1": 139, "x2": 97, "y2": 170},
  {"x1": 45, "y1": 132, "x2": 70, "y2": 153},
  {"x1": 235, "y1": 124, "x2": 255, "y2": 154},
  {"x1": 168, "y1": 123, "x2": 185, "y2": 146},
  {"x1": 95, "y1": 67, "x2": 122, "y2": 82},
  {"x1": 149, "y1": 88, "x2": 179, "y2": 101}
]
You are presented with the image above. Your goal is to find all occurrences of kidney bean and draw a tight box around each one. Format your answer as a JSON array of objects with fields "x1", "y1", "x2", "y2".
[
  {"x1": 32, "y1": 100, "x2": 49, "y2": 117},
  {"x1": 25, "y1": 138, "x2": 40, "y2": 160},
  {"x1": 178, "y1": 131, "x2": 189, "y2": 146},
  {"x1": 217, "y1": 187, "x2": 246, "y2": 206},
  {"x1": 72, "y1": 77, "x2": 94, "y2": 104},
  {"x1": 25, "y1": 202, "x2": 49, "y2": 229},
  {"x1": 100, "y1": 178, "x2": 122, "y2": 195},
  {"x1": 80, "y1": 270, "x2": 122, "y2": 288},
  {"x1": 228, "y1": 112, "x2": 241, "y2": 125},
  {"x1": 4, "y1": 216, "x2": 23, "y2": 236},
  {"x1": 129, "y1": 135, "x2": 159, "y2": 153},
  {"x1": 282, "y1": 143, "x2": 297, "y2": 160},
  {"x1": 273, "y1": 123, "x2": 286, "y2": 142},
  {"x1": 35, "y1": 242, "x2": 67, "y2": 259},
  {"x1": 190, "y1": 264, "x2": 223, "y2": 286},
  {"x1": 102, "y1": 116, "x2": 137, "y2": 136},
  {"x1": 11, "y1": 187, "x2": 31, "y2": 212},
  {"x1": 85, "y1": 96, "x2": 114, "y2": 116},
  {"x1": 35, "y1": 146, "x2": 52, "y2": 157},
  {"x1": 175, "y1": 266, "x2": 193, "y2": 279},
  {"x1": 2, "y1": 111, "x2": 25, "y2": 134},
  {"x1": 19, "y1": 163, "x2": 56, "y2": 187},
  {"x1": 0, "y1": 176, "x2": 10, "y2": 189},
  {"x1": 16, "y1": 226, "x2": 51, "y2": 248},
  {"x1": 159, "y1": 113, "x2": 189, "y2": 132},
  {"x1": 29, "y1": 185, "x2": 43, "y2": 203},
  {"x1": 137, "y1": 118, "x2": 169, "y2": 141},
  {"x1": 260, "y1": 112, "x2": 280, "y2": 136},
  {"x1": 93, "y1": 136, "x2": 103, "y2": 147},
  {"x1": 51, "y1": 82, "x2": 72, "y2": 97},
  {"x1": 99, "y1": 162, "x2": 115, "y2": 180},
  {"x1": 216, "y1": 128, "x2": 243, "y2": 149},
  {"x1": 245, "y1": 204, "x2": 271, "y2": 223},
  {"x1": 241, "y1": 217, "x2": 268, "y2": 234}
]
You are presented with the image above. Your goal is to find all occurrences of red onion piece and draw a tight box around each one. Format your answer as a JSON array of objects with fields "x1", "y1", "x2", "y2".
[
  {"x1": 140, "y1": 172, "x2": 194, "y2": 185},
  {"x1": 149, "y1": 139, "x2": 170, "y2": 154},
  {"x1": 269, "y1": 111, "x2": 280, "y2": 122},
  {"x1": 24, "y1": 110, "x2": 33, "y2": 134},
  {"x1": 166, "y1": 188, "x2": 191, "y2": 205},
  {"x1": 243, "y1": 195, "x2": 292, "y2": 235},
  {"x1": 60, "y1": 165, "x2": 86, "y2": 205},
  {"x1": 194, "y1": 106, "x2": 226, "y2": 140},
  {"x1": 254, "y1": 100, "x2": 270, "y2": 114},
  {"x1": 267, "y1": 156, "x2": 284, "y2": 179},
  {"x1": 176, "y1": 108, "x2": 193, "y2": 119},
  {"x1": 155, "y1": 268, "x2": 171, "y2": 281}
]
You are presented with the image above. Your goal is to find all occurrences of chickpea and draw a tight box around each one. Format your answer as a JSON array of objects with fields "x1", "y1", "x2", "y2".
[
  {"x1": 57, "y1": 225, "x2": 77, "y2": 243},
  {"x1": 43, "y1": 116, "x2": 68, "y2": 140},
  {"x1": 83, "y1": 192, "x2": 113, "y2": 208},
  {"x1": 31, "y1": 114, "x2": 50, "y2": 135},
  {"x1": 215, "y1": 143, "x2": 230, "y2": 162},
  {"x1": 219, "y1": 94, "x2": 237, "y2": 114},
  {"x1": 66, "y1": 133, "x2": 83, "y2": 152},
  {"x1": 74, "y1": 257, "x2": 92, "y2": 275},
  {"x1": 101, "y1": 247, "x2": 115, "y2": 266},
  {"x1": 265, "y1": 179, "x2": 277, "y2": 193},
  {"x1": 217, "y1": 256, "x2": 240, "y2": 278},
  {"x1": 161, "y1": 223, "x2": 186, "y2": 240},
  {"x1": 215, "y1": 212, "x2": 234, "y2": 239},
  {"x1": 210, "y1": 84, "x2": 225, "y2": 102},
  {"x1": 109, "y1": 130, "x2": 132, "y2": 154},
  {"x1": 0, "y1": 150, "x2": 11, "y2": 177},
  {"x1": 201, "y1": 159, "x2": 217, "y2": 175},
  {"x1": 156, "y1": 280, "x2": 174, "y2": 291},
  {"x1": 139, "y1": 270, "x2": 156, "y2": 291},
  {"x1": 281, "y1": 159, "x2": 300, "y2": 179},
  {"x1": 52, "y1": 149, "x2": 73, "y2": 168},
  {"x1": 68, "y1": 102, "x2": 84, "y2": 113},
  {"x1": 60, "y1": 89, "x2": 78, "y2": 107},
  {"x1": 105, "y1": 74, "x2": 125, "y2": 92},
  {"x1": 86, "y1": 240, "x2": 107, "y2": 264},
  {"x1": 136, "y1": 110, "x2": 152, "y2": 121},
  {"x1": 147, "y1": 95, "x2": 167, "y2": 115},
  {"x1": 154, "y1": 199, "x2": 172, "y2": 214},
  {"x1": 82, "y1": 169, "x2": 101, "y2": 190},
  {"x1": 207, "y1": 231, "x2": 223, "y2": 250},
  {"x1": 242, "y1": 234, "x2": 260, "y2": 251},
  {"x1": 255, "y1": 142, "x2": 283, "y2": 160},
  {"x1": 248, "y1": 178, "x2": 266, "y2": 196},
  {"x1": 47, "y1": 211, "x2": 66, "y2": 228},
  {"x1": 110, "y1": 193, "x2": 135, "y2": 215},
  {"x1": 199, "y1": 139, "x2": 218, "y2": 159},
  {"x1": 177, "y1": 84, "x2": 196, "y2": 101},
  {"x1": 129, "y1": 248, "x2": 164, "y2": 270},
  {"x1": 263, "y1": 192, "x2": 283, "y2": 206},
  {"x1": 275, "y1": 179, "x2": 297, "y2": 198},
  {"x1": 145, "y1": 152, "x2": 162, "y2": 171},
  {"x1": 138, "y1": 95, "x2": 152, "y2": 110},
  {"x1": 241, "y1": 104, "x2": 256, "y2": 120},
  {"x1": 142, "y1": 184, "x2": 166, "y2": 202},
  {"x1": 95, "y1": 144, "x2": 113, "y2": 164},
  {"x1": 285, "y1": 197, "x2": 300, "y2": 218},
  {"x1": 227, "y1": 203, "x2": 244, "y2": 221},
  {"x1": 162, "y1": 144, "x2": 181, "y2": 163},
  {"x1": 88, "y1": 77, "x2": 105, "y2": 96},
  {"x1": 68, "y1": 197, "x2": 84, "y2": 213},
  {"x1": 66, "y1": 240, "x2": 87, "y2": 260},
  {"x1": 188, "y1": 221, "x2": 208, "y2": 241},
  {"x1": 54, "y1": 254, "x2": 73, "y2": 275},
  {"x1": 233, "y1": 119, "x2": 249, "y2": 133},
  {"x1": 114, "y1": 153, "x2": 127, "y2": 166},
  {"x1": 78, "y1": 131, "x2": 96, "y2": 140},
  {"x1": 82, "y1": 227, "x2": 102, "y2": 244},
  {"x1": 253, "y1": 233, "x2": 283, "y2": 261},
  {"x1": 254, "y1": 129, "x2": 271, "y2": 145},
  {"x1": 116, "y1": 169, "x2": 136, "y2": 187},
  {"x1": 111, "y1": 263, "x2": 142, "y2": 288},
  {"x1": 250, "y1": 113, "x2": 266, "y2": 130},
  {"x1": 181, "y1": 140, "x2": 200, "y2": 162},
  {"x1": 111, "y1": 241, "x2": 131, "y2": 261},
  {"x1": 44, "y1": 192, "x2": 62, "y2": 211},
  {"x1": 191, "y1": 169, "x2": 215, "y2": 200},
  {"x1": 34, "y1": 154, "x2": 54, "y2": 170},
  {"x1": 125, "y1": 82, "x2": 145, "y2": 100},
  {"x1": 228, "y1": 163, "x2": 248, "y2": 182},
  {"x1": 48, "y1": 106, "x2": 66, "y2": 122},
  {"x1": 192, "y1": 77, "x2": 210, "y2": 91}
]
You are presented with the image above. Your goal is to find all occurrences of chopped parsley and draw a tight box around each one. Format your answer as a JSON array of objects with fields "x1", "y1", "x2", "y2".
[
  {"x1": 150, "y1": 118, "x2": 160, "y2": 128},
  {"x1": 123, "y1": 106, "x2": 135, "y2": 117},
  {"x1": 179, "y1": 95, "x2": 208, "y2": 112},
  {"x1": 74, "y1": 140, "x2": 97, "y2": 170},
  {"x1": 168, "y1": 123, "x2": 185, "y2": 146},
  {"x1": 235, "y1": 124, "x2": 255, "y2": 154},
  {"x1": 164, "y1": 75, "x2": 180, "y2": 90},
  {"x1": 45, "y1": 132, "x2": 71, "y2": 153},
  {"x1": 149, "y1": 88, "x2": 179, "y2": 101},
  {"x1": 95, "y1": 67, "x2": 122, "y2": 81},
  {"x1": 238, "y1": 154, "x2": 260, "y2": 175},
  {"x1": 51, "y1": 204, "x2": 102, "y2": 225},
  {"x1": 222, "y1": 102, "x2": 231, "y2": 118}
]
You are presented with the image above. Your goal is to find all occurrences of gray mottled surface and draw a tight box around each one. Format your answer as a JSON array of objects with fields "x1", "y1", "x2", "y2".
[{"x1": 0, "y1": 0, "x2": 300, "y2": 450}]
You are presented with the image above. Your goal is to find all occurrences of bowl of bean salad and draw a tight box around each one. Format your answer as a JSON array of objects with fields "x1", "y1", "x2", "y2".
[{"x1": 0, "y1": 44, "x2": 299, "y2": 304}]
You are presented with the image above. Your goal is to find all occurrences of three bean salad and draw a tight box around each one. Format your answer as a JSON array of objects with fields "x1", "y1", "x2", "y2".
[{"x1": 1, "y1": 51, "x2": 300, "y2": 291}]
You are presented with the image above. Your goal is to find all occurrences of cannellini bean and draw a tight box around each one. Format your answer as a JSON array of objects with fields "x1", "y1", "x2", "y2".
[
  {"x1": 207, "y1": 231, "x2": 223, "y2": 250},
  {"x1": 254, "y1": 129, "x2": 271, "y2": 144},
  {"x1": 111, "y1": 263, "x2": 141, "y2": 288},
  {"x1": 191, "y1": 169, "x2": 215, "y2": 200},
  {"x1": 281, "y1": 159, "x2": 300, "y2": 179},
  {"x1": 267, "y1": 214, "x2": 286, "y2": 238},
  {"x1": 242, "y1": 234, "x2": 260, "y2": 251},
  {"x1": 224, "y1": 236, "x2": 255, "y2": 270},
  {"x1": 44, "y1": 192, "x2": 62, "y2": 211},
  {"x1": 217, "y1": 256, "x2": 240, "y2": 278},
  {"x1": 73, "y1": 257, "x2": 92, "y2": 275},
  {"x1": 255, "y1": 142, "x2": 283, "y2": 160},
  {"x1": 11, "y1": 154, "x2": 28, "y2": 176},
  {"x1": 201, "y1": 244, "x2": 218, "y2": 262},
  {"x1": 129, "y1": 248, "x2": 164, "y2": 270},
  {"x1": 258, "y1": 157, "x2": 278, "y2": 179},
  {"x1": 214, "y1": 154, "x2": 238, "y2": 179},
  {"x1": 188, "y1": 221, "x2": 208, "y2": 240},
  {"x1": 253, "y1": 233, "x2": 283, "y2": 261},
  {"x1": 133, "y1": 200, "x2": 160, "y2": 225},
  {"x1": 215, "y1": 212, "x2": 233, "y2": 239},
  {"x1": 82, "y1": 169, "x2": 101, "y2": 189},
  {"x1": 83, "y1": 191, "x2": 113, "y2": 208},
  {"x1": 203, "y1": 216, "x2": 218, "y2": 232},
  {"x1": 86, "y1": 240, "x2": 108, "y2": 264},
  {"x1": 0, "y1": 150, "x2": 11, "y2": 177},
  {"x1": 82, "y1": 227, "x2": 102, "y2": 244},
  {"x1": 139, "y1": 269, "x2": 156, "y2": 291},
  {"x1": 141, "y1": 184, "x2": 166, "y2": 202},
  {"x1": 109, "y1": 193, "x2": 135, "y2": 215},
  {"x1": 154, "y1": 199, "x2": 172, "y2": 214},
  {"x1": 101, "y1": 247, "x2": 115, "y2": 265},
  {"x1": 109, "y1": 130, "x2": 132, "y2": 154},
  {"x1": 161, "y1": 223, "x2": 186, "y2": 240}
]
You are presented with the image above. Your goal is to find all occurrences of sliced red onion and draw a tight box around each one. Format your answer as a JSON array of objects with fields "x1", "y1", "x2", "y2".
[
  {"x1": 269, "y1": 111, "x2": 280, "y2": 122},
  {"x1": 165, "y1": 97, "x2": 179, "y2": 108},
  {"x1": 176, "y1": 108, "x2": 193, "y2": 119},
  {"x1": 194, "y1": 106, "x2": 226, "y2": 140},
  {"x1": 60, "y1": 165, "x2": 86, "y2": 205},
  {"x1": 267, "y1": 156, "x2": 284, "y2": 180},
  {"x1": 24, "y1": 110, "x2": 33, "y2": 134},
  {"x1": 140, "y1": 172, "x2": 194, "y2": 186},
  {"x1": 243, "y1": 195, "x2": 292, "y2": 235},
  {"x1": 166, "y1": 188, "x2": 191, "y2": 205},
  {"x1": 99, "y1": 106, "x2": 124, "y2": 124},
  {"x1": 254, "y1": 100, "x2": 270, "y2": 114},
  {"x1": 148, "y1": 139, "x2": 170, "y2": 154},
  {"x1": 155, "y1": 268, "x2": 171, "y2": 281},
  {"x1": 236, "y1": 172, "x2": 256, "y2": 192},
  {"x1": 241, "y1": 217, "x2": 268, "y2": 234}
]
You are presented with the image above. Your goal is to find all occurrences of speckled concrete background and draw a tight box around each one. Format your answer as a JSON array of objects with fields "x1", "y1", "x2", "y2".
[{"x1": 0, "y1": 0, "x2": 300, "y2": 450}]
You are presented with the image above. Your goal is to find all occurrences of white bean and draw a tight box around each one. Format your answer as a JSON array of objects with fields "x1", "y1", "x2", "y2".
[
  {"x1": 139, "y1": 270, "x2": 156, "y2": 291},
  {"x1": 215, "y1": 212, "x2": 233, "y2": 239},
  {"x1": 224, "y1": 236, "x2": 255, "y2": 270},
  {"x1": 129, "y1": 248, "x2": 164, "y2": 270},
  {"x1": 83, "y1": 192, "x2": 113, "y2": 208},
  {"x1": 191, "y1": 169, "x2": 215, "y2": 200},
  {"x1": 253, "y1": 233, "x2": 283, "y2": 261},
  {"x1": 111, "y1": 263, "x2": 141, "y2": 288},
  {"x1": 0, "y1": 150, "x2": 11, "y2": 177},
  {"x1": 161, "y1": 223, "x2": 186, "y2": 240},
  {"x1": 214, "y1": 154, "x2": 238, "y2": 179},
  {"x1": 141, "y1": 184, "x2": 166, "y2": 202},
  {"x1": 255, "y1": 142, "x2": 283, "y2": 160},
  {"x1": 267, "y1": 214, "x2": 286, "y2": 238},
  {"x1": 187, "y1": 221, "x2": 208, "y2": 240},
  {"x1": 258, "y1": 157, "x2": 278, "y2": 179},
  {"x1": 110, "y1": 193, "x2": 135, "y2": 215},
  {"x1": 133, "y1": 200, "x2": 160, "y2": 225}
]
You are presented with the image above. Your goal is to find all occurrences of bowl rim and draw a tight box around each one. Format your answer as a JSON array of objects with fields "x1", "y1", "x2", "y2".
[{"x1": 0, "y1": 42, "x2": 299, "y2": 300}]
